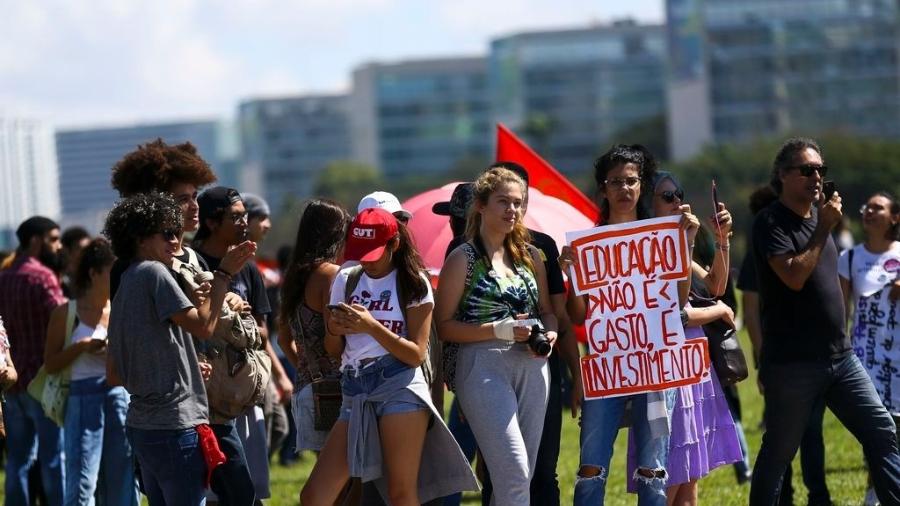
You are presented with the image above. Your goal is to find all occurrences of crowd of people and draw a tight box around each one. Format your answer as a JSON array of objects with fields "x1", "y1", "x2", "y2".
[{"x1": 0, "y1": 136, "x2": 898, "y2": 506}]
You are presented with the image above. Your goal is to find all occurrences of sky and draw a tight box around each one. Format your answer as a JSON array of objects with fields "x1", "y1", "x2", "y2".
[{"x1": 0, "y1": 0, "x2": 663, "y2": 129}]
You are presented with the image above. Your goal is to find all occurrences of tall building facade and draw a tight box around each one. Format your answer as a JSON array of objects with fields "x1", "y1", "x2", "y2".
[
  {"x1": 667, "y1": 0, "x2": 900, "y2": 160},
  {"x1": 351, "y1": 57, "x2": 492, "y2": 178},
  {"x1": 238, "y1": 95, "x2": 351, "y2": 209},
  {"x1": 0, "y1": 116, "x2": 60, "y2": 249},
  {"x1": 55, "y1": 120, "x2": 232, "y2": 232},
  {"x1": 489, "y1": 22, "x2": 668, "y2": 174}
]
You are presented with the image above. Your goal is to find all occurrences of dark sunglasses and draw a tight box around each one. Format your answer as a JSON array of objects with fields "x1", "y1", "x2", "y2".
[
  {"x1": 656, "y1": 189, "x2": 684, "y2": 204},
  {"x1": 792, "y1": 164, "x2": 828, "y2": 178},
  {"x1": 160, "y1": 229, "x2": 180, "y2": 241}
]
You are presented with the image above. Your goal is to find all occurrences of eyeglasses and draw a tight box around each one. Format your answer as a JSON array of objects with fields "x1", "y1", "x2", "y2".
[
  {"x1": 792, "y1": 164, "x2": 828, "y2": 178},
  {"x1": 656, "y1": 189, "x2": 684, "y2": 204},
  {"x1": 228, "y1": 212, "x2": 249, "y2": 224},
  {"x1": 160, "y1": 229, "x2": 180, "y2": 241},
  {"x1": 604, "y1": 177, "x2": 641, "y2": 189},
  {"x1": 860, "y1": 204, "x2": 887, "y2": 215}
]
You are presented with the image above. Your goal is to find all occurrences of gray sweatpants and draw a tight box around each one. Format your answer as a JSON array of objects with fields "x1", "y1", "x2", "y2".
[{"x1": 455, "y1": 340, "x2": 549, "y2": 506}]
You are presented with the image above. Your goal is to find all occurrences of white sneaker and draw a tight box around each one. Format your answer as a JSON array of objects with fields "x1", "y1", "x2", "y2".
[{"x1": 865, "y1": 487, "x2": 880, "y2": 506}]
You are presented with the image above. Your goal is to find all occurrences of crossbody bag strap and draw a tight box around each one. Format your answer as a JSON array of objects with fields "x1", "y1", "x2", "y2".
[
  {"x1": 847, "y1": 247, "x2": 855, "y2": 296},
  {"x1": 63, "y1": 300, "x2": 78, "y2": 381}
]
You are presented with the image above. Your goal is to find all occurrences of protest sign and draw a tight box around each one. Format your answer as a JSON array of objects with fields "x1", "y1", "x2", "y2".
[{"x1": 566, "y1": 215, "x2": 710, "y2": 399}]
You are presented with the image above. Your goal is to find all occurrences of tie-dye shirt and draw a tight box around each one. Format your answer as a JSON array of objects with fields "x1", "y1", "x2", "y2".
[{"x1": 455, "y1": 242, "x2": 539, "y2": 325}]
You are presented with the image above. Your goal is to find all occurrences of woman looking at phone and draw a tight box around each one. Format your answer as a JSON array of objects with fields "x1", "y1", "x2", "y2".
[
  {"x1": 300, "y1": 208, "x2": 476, "y2": 506},
  {"x1": 434, "y1": 166, "x2": 558, "y2": 506},
  {"x1": 559, "y1": 145, "x2": 699, "y2": 506},
  {"x1": 44, "y1": 237, "x2": 139, "y2": 506}
]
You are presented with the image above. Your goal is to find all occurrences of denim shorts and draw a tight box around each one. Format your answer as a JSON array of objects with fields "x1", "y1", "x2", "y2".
[{"x1": 337, "y1": 354, "x2": 427, "y2": 422}]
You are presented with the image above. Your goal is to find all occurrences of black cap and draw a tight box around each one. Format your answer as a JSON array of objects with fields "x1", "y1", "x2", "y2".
[
  {"x1": 432, "y1": 182, "x2": 475, "y2": 220},
  {"x1": 198, "y1": 187, "x2": 242, "y2": 224}
]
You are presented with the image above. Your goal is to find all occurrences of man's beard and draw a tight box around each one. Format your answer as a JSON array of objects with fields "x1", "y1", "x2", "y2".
[{"x1": 37, "y1": 245, "x2": 62, "y2": 273}]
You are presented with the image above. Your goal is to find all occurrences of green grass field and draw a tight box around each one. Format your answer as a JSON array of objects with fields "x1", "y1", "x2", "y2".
[{"x1": 0, "y1": 329, "x2": 872, "y2": 504}]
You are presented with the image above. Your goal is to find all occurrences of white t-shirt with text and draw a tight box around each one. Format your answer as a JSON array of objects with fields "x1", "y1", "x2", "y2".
[
  {"x1": 838, "y1": 242, "x2": 900, "y2": 414},
  {"x1": 329, "y1": 268, "x2": 433, "y2": 368}
]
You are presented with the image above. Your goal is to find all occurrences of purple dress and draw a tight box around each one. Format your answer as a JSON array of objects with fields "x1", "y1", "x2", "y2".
[{"x1": 627, "y1": 324, "x2": 743, "y2": 491}]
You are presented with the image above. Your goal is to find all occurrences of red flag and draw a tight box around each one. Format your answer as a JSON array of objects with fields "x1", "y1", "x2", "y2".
[{"x1": 495, "y1": 123, "x2": 600, "y2": 223}]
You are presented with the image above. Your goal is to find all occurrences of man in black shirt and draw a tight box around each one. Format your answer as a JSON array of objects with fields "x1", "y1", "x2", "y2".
[{"x1": 749, "y1": 138, "x2": 900, "y2": 505}]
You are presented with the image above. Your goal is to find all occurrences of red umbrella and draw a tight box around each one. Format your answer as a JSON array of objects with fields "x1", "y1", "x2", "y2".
[{"x1": 403, "y1": 182, "x2": 595, "y2": 273}]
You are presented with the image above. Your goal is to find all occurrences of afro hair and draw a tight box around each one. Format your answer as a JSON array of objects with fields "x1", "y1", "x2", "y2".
[
  {"x1": 110, "y1": 138, "x2": 217, "y2": 197},
  {"x1": 103, "y1": 192, "x2": 183, "y2": 261}
]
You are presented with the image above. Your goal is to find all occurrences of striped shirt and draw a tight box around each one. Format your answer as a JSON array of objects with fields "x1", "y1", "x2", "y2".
[{"x1": 0, "y1": 256, "x2": 65, "y2": 393}]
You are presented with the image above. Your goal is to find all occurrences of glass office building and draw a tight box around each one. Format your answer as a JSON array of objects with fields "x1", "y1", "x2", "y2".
[
  {"x1": 668, "y1": 0, "x2": 900, "y2": 159},
  {"x1": 490, "y1": 22, "x2": 667, "y2": 173},
  {"x1": 238, "y1": 95, "x2": 351, "y2": 209},
  {"x1": 351, "y1": 57, "x2": 492, "y2": 178}
]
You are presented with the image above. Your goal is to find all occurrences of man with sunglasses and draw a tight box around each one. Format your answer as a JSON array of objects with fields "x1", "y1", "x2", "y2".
[
  {"x1": 749, "y1": 138, "x2": 900, "y2": 505},
  {"x1": 195, "y1": 187, "x2": 280, "y2": 505}
]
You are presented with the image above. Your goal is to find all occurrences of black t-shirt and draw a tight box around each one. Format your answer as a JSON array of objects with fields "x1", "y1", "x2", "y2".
[
  {"x1": 751, "y1": 200, "x2": 849, "y2": 364},
  {"x1": 444, "y1": 229, "x2": 566, "y2": 296},
  {"x1": 196, "y1": 249, "x2": 271, "y2": 320},
  {"x1": 736, "y1": 245, "x2": 758, "y2": 293}
]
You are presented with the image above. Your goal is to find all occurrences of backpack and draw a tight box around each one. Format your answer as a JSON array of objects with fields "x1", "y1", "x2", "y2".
[
  {"x1": 174, "y1": 248, "x2": 272, "y2": 420},
  {"x1": 343, "y1": 266, "x2": 441, "y2": 386}
]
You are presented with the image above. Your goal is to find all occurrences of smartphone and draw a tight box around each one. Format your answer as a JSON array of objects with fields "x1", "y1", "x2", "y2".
[
  {"x1": 711, "y1": 180, "x2": 722, "y2": 235},
  {"x1": 326, "y1": 304, "x2": 346, "y2": 313},
  {"x1": 823, "y1": 180, "x2": 837, "y2": 201}
]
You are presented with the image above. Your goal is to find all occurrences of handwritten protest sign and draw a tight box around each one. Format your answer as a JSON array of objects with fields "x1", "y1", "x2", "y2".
[{"x1": 566, "y1": 215, "x2": 710, "y2": 399}]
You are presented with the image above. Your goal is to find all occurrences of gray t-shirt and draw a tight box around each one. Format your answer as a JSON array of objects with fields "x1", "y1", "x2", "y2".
[{"x1": 108, "y1": 260, "x2": 209, "y2": 429}]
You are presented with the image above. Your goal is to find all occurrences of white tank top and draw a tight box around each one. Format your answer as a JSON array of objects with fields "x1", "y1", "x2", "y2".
[{"x1": 68, "y1": 320, "x2": 108, "y2": 381}]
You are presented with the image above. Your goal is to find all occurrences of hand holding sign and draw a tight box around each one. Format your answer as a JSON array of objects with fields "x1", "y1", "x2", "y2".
[{"x1": 566, "y1": 215, "x2": 710, "y2": 399}]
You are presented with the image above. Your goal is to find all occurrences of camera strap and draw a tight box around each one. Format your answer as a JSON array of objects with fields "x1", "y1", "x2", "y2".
[{"x1": 472, "y1": 235, "x2": 540, "y2": 318}]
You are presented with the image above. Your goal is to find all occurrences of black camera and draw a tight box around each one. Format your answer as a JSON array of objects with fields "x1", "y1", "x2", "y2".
[{"x1": 528, "y1": 324, "x2": 552, "y2": 356}]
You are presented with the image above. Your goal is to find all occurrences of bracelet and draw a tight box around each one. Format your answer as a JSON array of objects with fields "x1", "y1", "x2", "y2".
[
  {"x1": 214, "y1": 269, "x2": 233, "y2": 282},
  {"x1": 715, "y1": 241, "x2": 730, "y2": 251}
]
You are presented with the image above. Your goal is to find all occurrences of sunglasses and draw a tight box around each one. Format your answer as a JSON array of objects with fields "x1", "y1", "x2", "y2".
[
  {"x1": 792, "y1": 164, "x2": 828, "y2": 178},
  {"x1": 604, "y1": 177, "x2": 641, "y2": 189},
  {"x1": 656, "y1": 189, "x2": 684, "y2": 204},
  {"x1": 228, "y1": 211, "x2": 249, "y2": 224},
  {"x1": 160, "y1": 229, "x2": 180, "y2": 241}
]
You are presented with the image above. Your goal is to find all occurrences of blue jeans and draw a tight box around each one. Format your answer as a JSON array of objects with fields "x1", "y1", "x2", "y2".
[
  {"x1": 751, "y1": 353, "x2": 900, "y2": 505},
  {"x1": 3, "y1": 391, "x2": 65, "y2": 506},
  {"x1": 126, "y1": 427, "x2": 207, "y2": 506},
  {"x1": 575, "y1": 392, "x2": 671, "y2": 506},
  {"x1": 209, "y1": 422, "x2": 255, "y2": 505},
  {"x1": 64, "y1": 378, "x2": 138, "y2": 506}
]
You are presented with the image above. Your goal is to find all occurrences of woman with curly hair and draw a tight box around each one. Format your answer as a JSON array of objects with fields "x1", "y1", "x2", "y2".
[
  {"x1": 434, "y1": 167, "x2": 559, "y2": 506},
  {"x1": 103, "y1": 192, "x2": 254, "y2": 505},
  {"x1": 278, "y1": 199, "x2": 351, "y2": 453},
  {"x1": 300, "y1": 207, "x2": 477, "y2": 506},
  {"x1": 43, "y1": 238, "x2": 139, "y2": 506},
  {"x1": 559, "y1": 145, "x2": 700, "y2": 506}
]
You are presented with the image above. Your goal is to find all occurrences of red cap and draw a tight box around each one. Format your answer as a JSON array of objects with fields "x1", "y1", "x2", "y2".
[{"x1": 344, "y1": 208, "x2": 399, "y2": 262}]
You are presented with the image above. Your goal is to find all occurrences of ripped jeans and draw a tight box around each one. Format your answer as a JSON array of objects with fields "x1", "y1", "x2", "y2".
[{"x1": 575, "y1": 392, "x2": 672, "y2": 506}]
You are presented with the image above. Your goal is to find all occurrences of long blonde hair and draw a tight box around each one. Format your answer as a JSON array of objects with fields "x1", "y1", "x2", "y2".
[{"x1": 465, "y1": 167, "x2": 534, "y2": 273}]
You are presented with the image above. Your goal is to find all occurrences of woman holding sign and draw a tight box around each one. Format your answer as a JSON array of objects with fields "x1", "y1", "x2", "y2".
[
  {"x1": 559, "y1": 144, "x2": 699, "y2": 506},
  {"x1": 624, "y1": 171, "x2": 742, "y2": 506},
  {"x1": 435, "y1": 166, "x2": 559, "y2": 506}
]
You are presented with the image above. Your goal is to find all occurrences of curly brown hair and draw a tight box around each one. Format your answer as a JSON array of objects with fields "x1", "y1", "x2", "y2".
[{"x1": 110, "y1": 138, "x2": 217, "y2": 197}]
